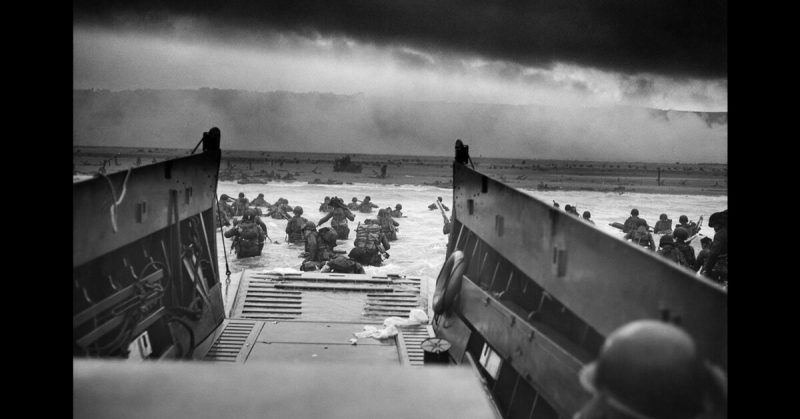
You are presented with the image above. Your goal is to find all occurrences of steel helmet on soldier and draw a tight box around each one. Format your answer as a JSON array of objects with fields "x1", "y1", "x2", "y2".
[
  {"x1": 659, "y1": 235, "x2": 674, "y2": 246},
  {"x1": 673, "y1": 227, "x2": 689, "y2": 241},
  {"x1": 578, "y1": 320, "x2": 712, "y2": 419},
  {"x1": 708, "y1": 210, "x2": 727, "y2": 228},
  {"x1": 293, "y1": 206, "x2": 303, "y2": 215},
  {"x1": 631, "y1": 209, "x2": 639, "y2": 216},
  {"x1": 395, "y1": 204, "x2": 402, "y2": 210},
  {"x1": 303, "y1": 221, "x2": 316, "y2": 231},
  {"x1": 242, "y1": 209, "x2": 256, "y2": 221},
  {"x1": 659, "y1": 213, "x2": 668, "y2": 221},
  {"x1": 679, "y1": 215, "x2": 689, "y2": 224}
]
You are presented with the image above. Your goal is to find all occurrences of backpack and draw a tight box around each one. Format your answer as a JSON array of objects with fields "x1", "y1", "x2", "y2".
[
  {"x1": 239, "y1": 222, "x2": 260, "y2": 243},
  {"x1": 327, "y1": 256, "x2": 365, "y2": 274},
  {"x1": 354, "y1": 223, "x2": 382, "y2": 250},
  {"x1": 659, "y1": 246, "x2": 687, "y2": 266}
]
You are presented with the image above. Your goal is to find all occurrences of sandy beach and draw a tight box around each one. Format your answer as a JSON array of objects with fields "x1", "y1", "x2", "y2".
[{"x1": 73, "y1": 146, "x2": 727, "y2": 196}]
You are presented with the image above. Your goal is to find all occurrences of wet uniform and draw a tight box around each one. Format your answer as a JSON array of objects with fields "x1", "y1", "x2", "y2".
[
  {"x1": 658, "y1": 243, "x2": 688, "y2": 266},
  {"x1": 624, "y1": 227, "x2": 655, "y2": 251},
  {"x1": 378, "y1": 213, "x2": 400, "y2": 241},
  {"x1": 349, "y1": 223, "x2": 391, "y2": 266},
  {"x1": 623, "y1": 215, "x2": 649, "y2": 233},
  {"x1": 676, "y1": 222, "x2": 701, "y2": 236},
  {"x1": 674, "y1": 241, "x2": 697, "y2": 268},
  {"x1": 653, "y1": 219, "x2": 673, "y2": 234},
  {"x1": 224, "y1": 220, "x2": 265, "y2": 258},
  {"x1": 286, "y1": 215, "x2": 309, "y2": 244},
  {"x1": 358, "y1": 201, "x2": 379, "y2": 213},
  {"x1": 704, "y1": 227, "x2": 728, "y2": 284},
  {"x1": 300, "y1": 228, "x2": 338, "y2": 271},
  {"x1": 318, "y1": 207, "x2": 355, "y2": 240}
]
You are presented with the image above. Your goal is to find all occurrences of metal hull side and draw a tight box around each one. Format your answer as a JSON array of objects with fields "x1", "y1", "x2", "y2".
[
  {"x1": 74, "y1": 359, "x2": 500, "y2": 419},
  {"x1": 73, "y1": 149, "x2": 225, "y2": 359},
  {"x1": 450, "y1": 162, "x2": 726, "y2": 368},
  {"x1": 73, "y1": 150, "x2": 221, "y2": 268},
  {"x1": 434, "y1": 161, "x2": 727, "y2": 418}
]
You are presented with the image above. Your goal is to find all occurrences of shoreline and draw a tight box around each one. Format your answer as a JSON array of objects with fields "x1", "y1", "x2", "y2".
[{"x1": 73, "y1": 148, "x2": 728, "y2": 197}]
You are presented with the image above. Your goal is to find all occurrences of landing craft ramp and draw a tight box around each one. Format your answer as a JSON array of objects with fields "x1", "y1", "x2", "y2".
[{"x1": 195, "y1": 269, "x2": 432, "y2": 366}]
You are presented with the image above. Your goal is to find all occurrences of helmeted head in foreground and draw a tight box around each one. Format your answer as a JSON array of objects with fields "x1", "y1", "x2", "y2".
[
  {"x1": 293, "y1": 206, "x2": 303, "y2": 215},
  {"x1": 631, "y1": 209, "x2": 639, "y2": 216},
  {"x1": 242, "y1": 209, "x2": 256, "y2": 222},
  {"x1": 576, "y1": 320, "x2": 726, "y2": 419},
  {"x1": 708, "y1": 210, "x2": 727, "y2": 229},
  {"x1": 673, "y1": 227, "x2": 689, "y2": 242},
  {"x1": 395, "y1": 204, "x2": 402, "y2": 210},
  {"x1": 659, "y1": 213, "x2": 668, "y2": 221},
  {"x1": 679, "y1": 215, "x2": 689, "y2": 224}
]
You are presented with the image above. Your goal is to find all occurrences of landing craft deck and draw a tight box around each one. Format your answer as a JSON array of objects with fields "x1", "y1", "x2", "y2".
[{"x1": 212, "y1": 269, "x2": 431, "y2": 364}]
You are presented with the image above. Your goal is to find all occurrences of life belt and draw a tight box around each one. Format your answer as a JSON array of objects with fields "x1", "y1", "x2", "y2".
[{"x1": 432, "y1": 250, "x2": 466, "y2": 314}]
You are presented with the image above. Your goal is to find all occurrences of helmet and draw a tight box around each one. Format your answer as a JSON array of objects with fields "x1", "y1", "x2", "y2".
[
  {"x1": 583, "y1": 211, "x2": 591, "y2": 219},
  {"x1": 631, "y1": 209, "x2": 639, "y2": 216},
  {"x1": 258, "y1": 193, "x2": 264, "y2": 197},
  {"x1": 220, "y1": 194, "x2": 231, "y2": 201},
  {"x1": 324, "y1": 196, "x2": 330, "y2": 201},
  {"x1": 679, "y1": 215, "x2": 688, "y2": 224},
  {"x1": 364, "y1": 196, "x2": 371, "y2": 201},
  {"x1": 396, "y1": 204, "x2": 402, "y2": 209},
  {"x1": 673, "y1": 227, "x2": 689, "y2": 241},
  {"x1": 238, "y1": 192, "x2": 245, "y2": 198},
  {"x1": 352, "y1": 197, "x2": 358, "y2": 202},
  {"x1": 378, "y1": 209, "x2": 387, "y2": 217},
  {"x1": 303, "y1": 221, "x2": 317, "y2": 231},
  {"x1": 659, "y1": 213, "x2": 668, "y2": 221},
  {"x1": 242, "y1": 209, "x2": 256, "y2": 221},
  {"x1": 659, "y1": 235, "x2": 674, "y2": 246},
  {"x1": 437, "y1": 196, "x2": 443, "y2": 201},
  {"x1": 708, "y1": 210, "x2": 727, "y2": 228},
  {"x1": 579, "y1": 320, "x2": 709, "y2": 419},
  {"x1": 293, "y1": 206, "x2": 304, "y2": 215},
  {"x1": 565, "y1": 205, "x2": 572, "y2": 211},
  {"x1": 700, "y1": 237, "x2": 712, "y2": 246}
]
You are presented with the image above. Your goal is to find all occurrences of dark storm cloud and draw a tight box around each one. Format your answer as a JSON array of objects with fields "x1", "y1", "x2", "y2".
[{"x1": 73, "y1": 0, "x2": 726, "y2": 79}]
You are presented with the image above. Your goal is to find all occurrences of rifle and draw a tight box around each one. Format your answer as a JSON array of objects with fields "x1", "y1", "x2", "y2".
[
  {"x1": 377, "y1": 243, "x2": 390, "y2": 260},
  {"x1": 694, "y1": 216, "x2": 704, "y2": 235}
]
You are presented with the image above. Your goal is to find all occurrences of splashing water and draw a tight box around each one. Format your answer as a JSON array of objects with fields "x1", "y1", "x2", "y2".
[{"x1": 216, "y1": 181, "x2": 727, "y2": 314}]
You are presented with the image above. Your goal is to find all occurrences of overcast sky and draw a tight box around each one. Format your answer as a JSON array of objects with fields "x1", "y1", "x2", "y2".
[{"x1": 73, "y1": 1, "x2": 727, "y2": 161}]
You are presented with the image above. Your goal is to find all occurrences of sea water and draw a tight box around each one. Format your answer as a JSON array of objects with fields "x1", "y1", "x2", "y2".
[{"x1": 215, "y1": 181, "x2": 728, "y2": 316}]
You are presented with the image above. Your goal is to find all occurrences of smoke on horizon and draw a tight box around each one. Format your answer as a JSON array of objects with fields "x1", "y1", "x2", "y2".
[{"x1": 73, "y1": 88, "x2": 727, "y2": 164}]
